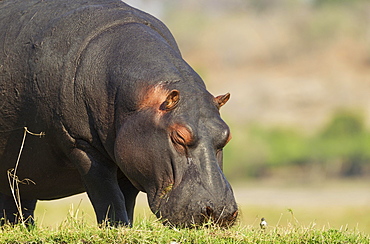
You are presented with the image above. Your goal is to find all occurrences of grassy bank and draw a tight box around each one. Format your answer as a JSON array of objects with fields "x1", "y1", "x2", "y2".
[{"x1": 1, "y1": 217, "x2": 369, "y2": 244}]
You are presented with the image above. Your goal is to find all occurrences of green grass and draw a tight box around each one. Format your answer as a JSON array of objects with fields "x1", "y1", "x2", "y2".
[
  {"x1": 3, "y1": 184, "x2": 370, "y2": 243},
  {"x1": 1, "y1": 215, "x2": 369, "y2": 244},
  {"x1": 4, "y1": 198, "x2": 370, "y2": 243}
]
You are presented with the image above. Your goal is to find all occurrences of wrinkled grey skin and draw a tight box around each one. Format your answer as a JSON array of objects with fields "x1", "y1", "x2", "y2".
[{"x1": 0, "y1": 0, "x2": 238, "y2": 227}]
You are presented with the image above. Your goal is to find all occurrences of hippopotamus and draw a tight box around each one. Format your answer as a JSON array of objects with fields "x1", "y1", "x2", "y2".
[{"x1": 0, "y1": 0, "x2": 238, "y2": 227}]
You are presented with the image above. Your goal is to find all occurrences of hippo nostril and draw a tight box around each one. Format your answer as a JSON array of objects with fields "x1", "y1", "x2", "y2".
[{"x1": 205, "y1": 206, "x2": 214, "y2": 217}]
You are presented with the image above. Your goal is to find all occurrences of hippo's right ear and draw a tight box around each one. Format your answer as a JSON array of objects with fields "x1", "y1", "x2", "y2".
[
  {"x1": 215, "y1": 93, "x2": 230, "y2": 108},
  {"x1": 160, "y1": 90, "x2": 180, "y2": 111}
]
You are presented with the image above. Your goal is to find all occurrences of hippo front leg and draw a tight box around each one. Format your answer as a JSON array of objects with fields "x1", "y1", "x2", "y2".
[
  {"x1": 0, "y1": 192, "x2": 37, "y2": 226},
  {"x1": 117, "y1": 172, "x2": 139, "y2": 225},
  {"x1": 69, "y1": 146, "x2": 130, "y2": 226}
]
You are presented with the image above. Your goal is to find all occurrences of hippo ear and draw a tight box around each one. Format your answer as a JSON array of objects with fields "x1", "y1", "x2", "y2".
[
  {"x1": 160, "y1": 90, "x2": 180, "y2": 111},
  {"x1": 215, "y1": 93, "x2": 230, "y2": 108}
]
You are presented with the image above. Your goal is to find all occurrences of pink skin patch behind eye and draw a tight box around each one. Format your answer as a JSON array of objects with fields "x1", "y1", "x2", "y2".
[{"x1": 138, "y1": 85, "x2": 170, "y2": 111}]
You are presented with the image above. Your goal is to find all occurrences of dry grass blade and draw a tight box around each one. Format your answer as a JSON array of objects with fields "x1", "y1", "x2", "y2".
[{"x1": 6, "y1": 127, "x2": 45, "y2": 227}]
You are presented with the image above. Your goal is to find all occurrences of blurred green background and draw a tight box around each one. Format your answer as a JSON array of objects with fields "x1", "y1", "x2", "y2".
[{"x1": 36, "y1": 0, "x2": 370, "y2": 233}]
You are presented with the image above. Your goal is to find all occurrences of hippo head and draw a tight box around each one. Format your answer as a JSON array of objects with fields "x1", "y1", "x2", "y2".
[{"x1": 114, "y1": 80, "x2": 238, "y2": 227}]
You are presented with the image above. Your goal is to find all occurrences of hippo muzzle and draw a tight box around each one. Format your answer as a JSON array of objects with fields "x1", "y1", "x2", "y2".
[{"x1": 154, "y1": 164, "x2": 239, "y2": 227}]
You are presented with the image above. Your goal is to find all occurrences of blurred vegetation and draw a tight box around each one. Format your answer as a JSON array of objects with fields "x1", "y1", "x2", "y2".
[
  {"x1": 159, "y1": 1, "x2": 370, "y2": 73},
  {"x1": 224, "y1": 110, "x2": 370, "y2": 181}
]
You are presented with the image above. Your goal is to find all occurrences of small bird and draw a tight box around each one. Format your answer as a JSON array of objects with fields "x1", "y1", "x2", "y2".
[{"x1": 260, "y1": 217, "x2": 267, "y2": 230}]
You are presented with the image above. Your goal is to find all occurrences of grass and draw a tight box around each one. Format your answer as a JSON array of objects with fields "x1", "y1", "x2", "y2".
[
  {"x1": 18, "y1": 181, "x2": 369, "y2": 243},
  {"x1": 2, "y1": 192, "x2": 370, "y2": 243},
  {"x1": 1, "y1": 214, "x2": 369, "y2": 244}
]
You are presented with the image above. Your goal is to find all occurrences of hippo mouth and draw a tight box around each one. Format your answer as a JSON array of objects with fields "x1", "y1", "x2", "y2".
[
  {"x1": 155, "y1": 194, "x2": 239, "y2": 228},
  {"x1": 159, "y1": 204, "x2": 239, "y2": 228}
]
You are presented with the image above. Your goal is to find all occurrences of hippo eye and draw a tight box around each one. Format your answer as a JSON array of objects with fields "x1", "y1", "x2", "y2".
[
  {"x1": 225, "y1": 132, "x2": 232, "y2": 145},
  {"x1": 169, "y1": 124, "x2": 194, "y2": 154},
  {"x1": 216, "y1": 130, "x2": 232, "y2": 150}
]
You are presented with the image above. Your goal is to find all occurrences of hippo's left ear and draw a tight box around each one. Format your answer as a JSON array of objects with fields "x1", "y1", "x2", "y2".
[
  {"x1": 160, "y1": 90, "x2": 180, "y2": 111},
  {"x1": 215, "y1": 93, "x2": 230, "y2": 108}
]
